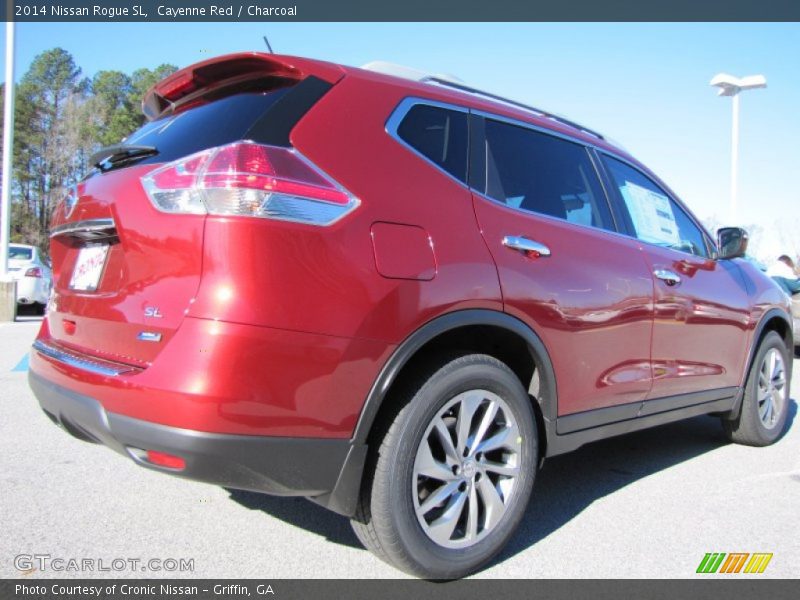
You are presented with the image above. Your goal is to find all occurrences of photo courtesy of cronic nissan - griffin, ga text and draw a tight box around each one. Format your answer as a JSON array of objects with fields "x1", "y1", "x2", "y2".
[{"x1": 28, "y1": 52, "x2": 794, "y2": 579}]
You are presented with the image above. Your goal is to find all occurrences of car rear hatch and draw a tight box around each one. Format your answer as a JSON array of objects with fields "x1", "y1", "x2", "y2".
[{"x1": 44, "y1": 53, "x2": 344, "y2": 368}]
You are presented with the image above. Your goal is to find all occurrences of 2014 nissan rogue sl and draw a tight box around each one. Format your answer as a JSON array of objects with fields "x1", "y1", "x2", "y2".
[{"x1": 29, "y1": 53, "x2": 794, "y2": 579}]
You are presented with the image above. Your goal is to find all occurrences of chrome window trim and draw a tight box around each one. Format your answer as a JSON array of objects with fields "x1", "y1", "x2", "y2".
[
  {"x1": 386, "y1": 96, "x2": 714, "y2": 253},
  {"x1": 50, "y1": 218, "x2": 116, "y2": 239},
  {"x1": 386, "y1": 97, "x2": 634, "y2": 237},
  {"x1": 32, "y1": 339, "x2": 140, "y2": 377},
  {"x1": 385, "y1": 97, "x2": 471, "y2": 189}
]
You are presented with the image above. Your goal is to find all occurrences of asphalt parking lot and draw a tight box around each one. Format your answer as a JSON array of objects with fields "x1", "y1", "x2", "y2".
[{"x1": 1, "y1": 319, "x2": 798, "y2": 579}]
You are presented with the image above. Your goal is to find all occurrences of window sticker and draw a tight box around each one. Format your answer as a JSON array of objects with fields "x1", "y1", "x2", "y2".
[{"x1": 619, "y1": 181, "x2": 679, "y2": 245}]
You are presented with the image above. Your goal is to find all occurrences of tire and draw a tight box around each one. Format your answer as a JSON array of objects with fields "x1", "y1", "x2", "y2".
[
  {"x1": 351, "y1": 353, "x2": 537, "y2": 579},
  {"x1": 723, "y1": 331, "x2": 791, "y2": 446}
]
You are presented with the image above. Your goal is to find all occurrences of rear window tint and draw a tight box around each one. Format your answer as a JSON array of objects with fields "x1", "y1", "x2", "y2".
[
  {"x1": 397, "y1": 105, "x2": 469, "y2": 183},
  {"x1": 122, "y1": 89, "x2": 291, "y2": 165},
  {"x1": 9, "y1": 246, "x2": 32, "y2": 260}
]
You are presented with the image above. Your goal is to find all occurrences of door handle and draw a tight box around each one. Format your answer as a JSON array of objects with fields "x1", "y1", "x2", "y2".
[
  {"x1": 502, "y1": 236, "x2": 551, "y2": 258},
  {"x1": 653, "y1": 268, "x2": 681, "y2": 287}
]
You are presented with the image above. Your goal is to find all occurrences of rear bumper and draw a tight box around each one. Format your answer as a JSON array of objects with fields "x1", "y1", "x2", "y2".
[
  {"x1": 29, "y1": 370, "x2": 367, "y2": 515},
  {"x1": 30, "y1": 316, "x2": 393, "y2": 438}
]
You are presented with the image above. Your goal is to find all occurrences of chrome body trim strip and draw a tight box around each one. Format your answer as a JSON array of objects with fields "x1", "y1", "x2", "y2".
[
  {"x1": 50, "y1": 218, "x2": 116, "y2": 239},
  {"x1": 32, "y1": 339, "x2": 139, "y2": 377}
]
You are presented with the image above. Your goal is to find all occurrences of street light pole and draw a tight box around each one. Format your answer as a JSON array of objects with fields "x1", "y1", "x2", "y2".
[
  {"x1": 0, "y1": 20, "x2": 16, "y2": 321},
  {"x1": 1, "y1": 20, "x2": 14, "y2": 282},
  {"x1": 710, "y1": 73, "x2": 766, "y2": 225},
  {"x1": 730, "y1": 92, "x2": 739, "y2": 224}
]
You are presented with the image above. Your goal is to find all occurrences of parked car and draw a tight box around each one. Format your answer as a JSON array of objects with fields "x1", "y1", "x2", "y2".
[
  {"x1": 793, "y1": 296, "x2": 800, "y2": 353},
  {"x1": 9, "y1": 243, "x2": 52, "y2": 315},
  {"x1": 28, "y1": 53, "x2": 793, "y2": 579}
]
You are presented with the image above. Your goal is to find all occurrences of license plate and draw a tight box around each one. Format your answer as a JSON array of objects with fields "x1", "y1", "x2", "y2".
[{"x1": 69, "y1": 245, "x2": 110, "y2": 291}]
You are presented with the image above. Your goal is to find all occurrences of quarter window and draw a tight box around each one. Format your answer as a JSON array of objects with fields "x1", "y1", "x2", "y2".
[
  {"x1": 481, "y1": 118, "x2": 614, "y2": 231},
  {"x1": 396, "y1": 105, "x2": 469, "y2": 183},
  {"x1": 602, "y1": 156, "x2": 709, "y2": 257}
]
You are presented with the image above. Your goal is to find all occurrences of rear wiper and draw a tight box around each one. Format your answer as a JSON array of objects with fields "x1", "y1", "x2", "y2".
[{"x1": 90, "y1": 144, "x2": 159, "y2": 171}]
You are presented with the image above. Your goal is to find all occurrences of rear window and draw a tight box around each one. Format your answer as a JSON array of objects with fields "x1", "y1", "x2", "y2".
[
  {"x1": 122, "y1": 89, "x2": 292, "y2": 166},
  {"x1": 396, "y1": 105, "x2": 469, "y2": 183},
  {"x1": 9, "y1": 246, "x2": 33, "y2": 260}
]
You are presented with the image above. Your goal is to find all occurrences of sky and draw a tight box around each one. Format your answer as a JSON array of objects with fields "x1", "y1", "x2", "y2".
[{"x1": 1, "y1": 22, "x2": 799, "y2": 257}]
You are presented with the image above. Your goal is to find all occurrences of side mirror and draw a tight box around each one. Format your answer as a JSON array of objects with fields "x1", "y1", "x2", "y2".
[{"x1": 717, "y1": 227, "x2": 749, "y2": 259}]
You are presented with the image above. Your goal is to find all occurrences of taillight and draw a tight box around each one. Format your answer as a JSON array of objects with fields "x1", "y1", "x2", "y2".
[
  {"x1": 141, "y1": 142, "x2": 359, "y2": 226},
  {"x1": 25, "y1": 267, "x2": 42, "y2": 278}
]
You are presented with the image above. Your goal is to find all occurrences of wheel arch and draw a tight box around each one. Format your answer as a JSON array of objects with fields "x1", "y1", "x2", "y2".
[
  {"x1": 316, "y1": 310, "x2": 559, "y2": 517},
  {"x1": 350, "y1": 309, "x2": 559, "y2": 448},
  {"x1": 749, "y1": 308, "x2": 793, "y2": 373},
  {"x1": 727, "y1": 307, "x2": 793, "y2": 421}
]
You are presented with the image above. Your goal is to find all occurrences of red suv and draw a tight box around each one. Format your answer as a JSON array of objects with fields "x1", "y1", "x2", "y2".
[{"x1": 29, "y1": 53, "x2": 793, "y2": 578}]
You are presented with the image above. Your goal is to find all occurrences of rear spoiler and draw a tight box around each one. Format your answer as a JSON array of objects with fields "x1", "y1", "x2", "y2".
[{"x1": 142, "y1": 53, "x2": 346, "y2": 121}]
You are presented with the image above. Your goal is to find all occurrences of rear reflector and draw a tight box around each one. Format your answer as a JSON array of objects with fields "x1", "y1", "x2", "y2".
[
  {"x1": 145, "y1": 450, "x2": 186, "y2": 470},
  {"x1": 62, "y1": 319, "x2": 76, "y2": 335},
  {"x1": 141, "y1": 141, "x2": 358, "y2": 225}
]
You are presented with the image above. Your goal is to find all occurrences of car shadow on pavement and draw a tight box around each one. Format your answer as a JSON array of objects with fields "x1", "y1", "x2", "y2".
[
  {"x1": 226, "y1": 489, "x2": 362, "y2": 548},
  {"x1": 492, "y1": 399, "x2": 798, "y2": 568},
  {"x1": 225, "y1": 399, "x2": 798, "y2": 564}
]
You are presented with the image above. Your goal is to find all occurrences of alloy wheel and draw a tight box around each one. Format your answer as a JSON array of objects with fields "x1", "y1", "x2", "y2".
[
  {"x1": 757, "y1": 348, "x2": 786, "y2": 429},
  {"x1": 412, "y1": 389, "x2": 522, "y2": 548}
]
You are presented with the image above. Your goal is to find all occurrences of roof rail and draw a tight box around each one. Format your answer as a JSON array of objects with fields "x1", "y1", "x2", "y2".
[
  {"x1": 360, "y1": 61, "x2": 464, "y2": 85},
  {"x1": 361, "y1": 61, "x2": 605, "y2": 141},
  {"x1": 422, "y1": 76, "x2": 605, "y2": 141}
]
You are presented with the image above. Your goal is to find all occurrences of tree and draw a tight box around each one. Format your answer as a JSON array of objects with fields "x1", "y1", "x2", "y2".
[
  {"x1": 84, "y1": 64, "x2": 178, "y2": 148},
  {"x1": 2, "y1": 49, "x2": 178, "y2": 253},
  {"x1": 16, "y1": 48, "x2": 89, "y2": 248},
  {"x1": 128, "y1": 64, "x2": 178, "y2": 129},
  {"x1": 90, "y1": 70, "x2": 137, "y2": 146}
]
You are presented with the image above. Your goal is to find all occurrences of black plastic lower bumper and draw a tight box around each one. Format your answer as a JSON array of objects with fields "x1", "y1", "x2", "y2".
[{"x1": 29, "y1": 371, "x2": 366, "y2": 515}]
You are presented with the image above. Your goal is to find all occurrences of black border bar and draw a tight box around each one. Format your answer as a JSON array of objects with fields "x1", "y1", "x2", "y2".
[
  {"x1": 2, "y1": 0, "x2": 800, "y2": 22},
  {"x1": 2, "y1": 579, "x2": 800, "y2": 599},
  {"x1": 0, "y1": 575, "x2": 800, "y2": 600}
]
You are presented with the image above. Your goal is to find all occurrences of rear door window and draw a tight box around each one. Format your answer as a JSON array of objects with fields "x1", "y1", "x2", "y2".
[
  {"x1": 481, "y1": 118, "x2": 615, "y2": 231},
  {"x1": 396, "y1": 104, "x2": 469, "y2": 183}
]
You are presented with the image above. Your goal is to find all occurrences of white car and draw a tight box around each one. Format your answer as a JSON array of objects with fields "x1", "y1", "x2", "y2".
[{"x1": 8, "y1": 244, "x2": 52, "y2": 315}]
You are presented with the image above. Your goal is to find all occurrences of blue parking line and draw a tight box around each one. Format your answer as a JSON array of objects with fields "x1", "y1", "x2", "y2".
[{"x1": 12, "y1": 353, "x2": 29, "y2": 372}]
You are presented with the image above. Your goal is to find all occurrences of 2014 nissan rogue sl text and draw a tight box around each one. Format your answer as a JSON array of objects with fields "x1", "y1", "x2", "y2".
[{"x1": 29, "y1": 53, "x2": 794, "y2": 579}]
